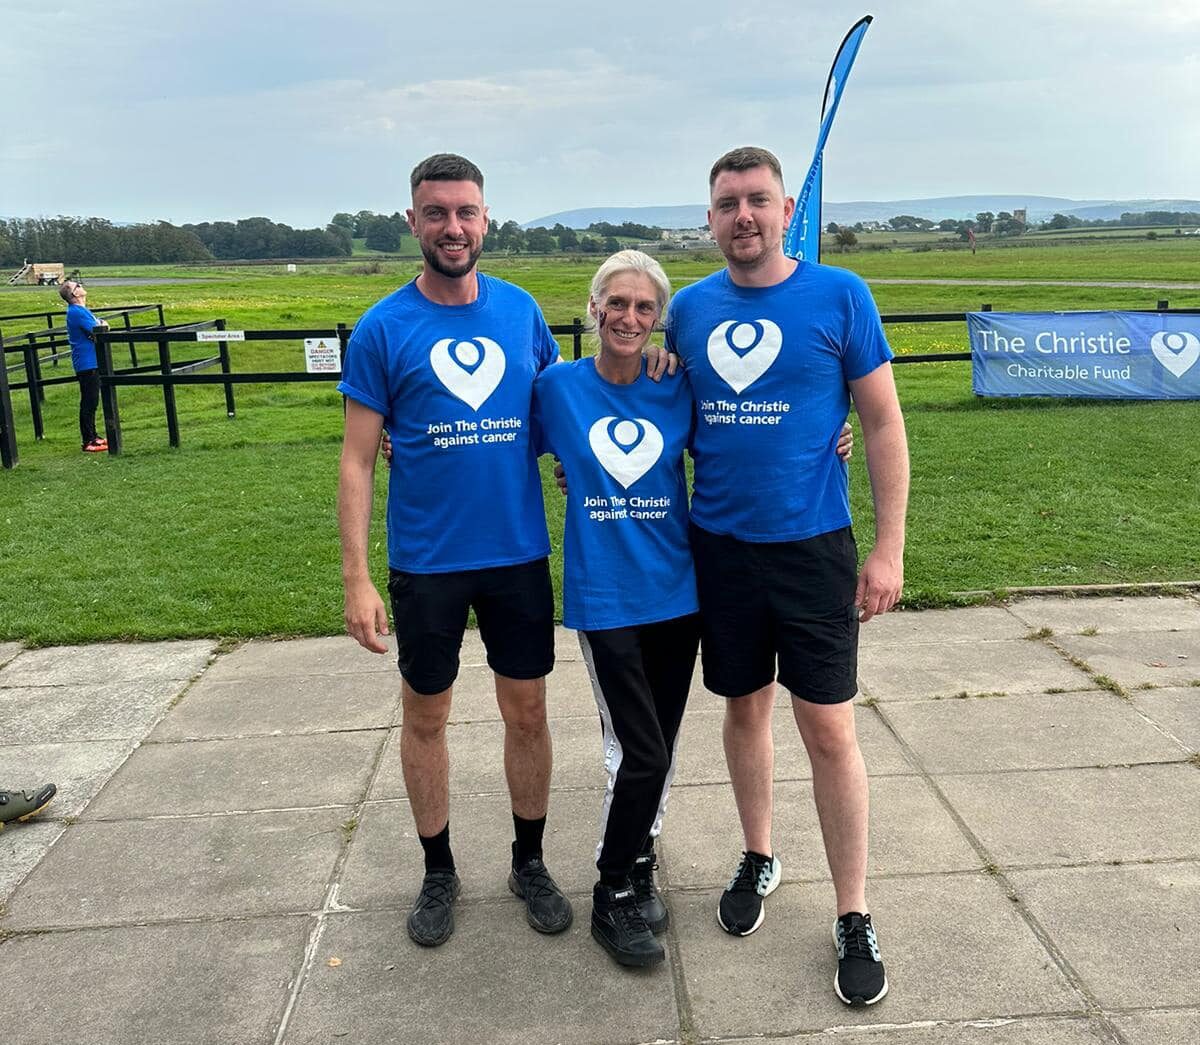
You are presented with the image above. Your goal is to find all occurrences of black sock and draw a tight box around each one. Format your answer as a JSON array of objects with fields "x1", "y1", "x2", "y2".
[
  {"x1": 419, "y1": 822, "x2": 454, "y2": 874},
  {"x1": 512, "y1": 812, "x2": 546, "y2": 866},
  {"x1": 599, "y1": 871, "x2": 628, "y2": 890}
]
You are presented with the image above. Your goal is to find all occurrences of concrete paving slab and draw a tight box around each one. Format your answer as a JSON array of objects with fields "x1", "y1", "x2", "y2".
[
  {"x1": 3, "y1": 808, "x2": 347, "y2": 929},
  {"x1": 883, "y1": 690, "x2": 1186, "y2": 773},
  {"x1": 720, "y1": 1016, "x2": 1110, "y2": 1045},
  {"x1": 1129, "y1": 685, "x2": 1200, "y2": 751},
  {"x1": 1011, "y1": 862, "x2": 1200, "y2": 1009},
  {"x1": 438, "y1": 660, "x2": 600, "y2": 723},
  {"x1": 1008, "y1": 594, "x2": 1200, "y2": 634},
  {"x1": 675, "y1": 706, "x2": 914, "y2": 786},
  {"x1": 339, "y1": 791, "x2": 602, "y2": 909},
  {"x1": 0, "y1": 641, "x2": 21, "y2": 669},
  {"x1": 860, "y1": 606, "x2": 1030, "y2": 645},
  {"x1": 0, "y1": 915, "x2": 307, "y2": 1045},
  {"x1": 0, "y1": 821, "x2": 63, "y2": 904},
  {"x1": 1055, "y1": 630, "x2": 1200, "y2": 690},
  {"x1": 0, "y1": 679, "x2": 185, "y2": 744},
  {"x1": 371, "y1": 718, "x2": 608, "y2": 800},
  {"x1": 150, "y1": 672, "x2": 399, "y2": 740},
  {"x1": 661, "y1": 777, "x2": 980, "y2": 889},
  {"x1": 939, "y1": 764, "x2": 1200, "y2": 867},
  {"x1": 84, "y1": 731, "x2": 386, "y2": 819},
  {"x1": 857, "y1": 638, "x2": 1090, "y2": 701},
  {"x1": 1111, "y1": 1010, "x2": 1200, "y2": 1045},
  {"x1": 0, "y1": 640, "x2": 213, "y2": 686},
  {"x1": 284, "y1": 907, "x2": 679, "y2": 1045},
  {"x1": 0, "y1": 739, "x2": 134, "y2": 817},
  {"x1": 674, "y1": 874, "x2": 1080, "y2": 1037},
  {"x1": 202, "y1": 635, "x2": 395, "y2": 681}
]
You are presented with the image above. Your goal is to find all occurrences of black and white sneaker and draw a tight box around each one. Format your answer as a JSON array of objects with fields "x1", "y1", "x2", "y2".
[
  {"x1": 631, "y1": 850, "x2": 669, "y2": 934},
  {"x1": 406, "y1": 870, "x2": 460, "y2": 947},
  {"x1": 833, "y1": 911, "x2": 888, "y2": 1005},
  {"x1": 717, "y1": 850, "x2": 781, "y2": 936},
  {"x1": 591, "y1": 882, "x2": 665, "y2": 967}
]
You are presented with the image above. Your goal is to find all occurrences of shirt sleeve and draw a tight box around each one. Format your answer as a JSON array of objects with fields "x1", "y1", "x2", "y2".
[
  {"x1": 841, "y1": 276, "x2": 894, "y2": 381},
  {"x1": 337, "y1": 315, "x2": 390, "y2": 416}
]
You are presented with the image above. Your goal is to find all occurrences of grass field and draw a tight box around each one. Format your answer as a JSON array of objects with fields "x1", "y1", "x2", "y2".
[{"x1": 2, "y1": 240, "x2": 1198, "y2": 644}]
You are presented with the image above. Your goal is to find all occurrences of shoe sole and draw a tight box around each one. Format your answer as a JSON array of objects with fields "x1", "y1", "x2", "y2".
[
  {"x1": 831, "y1": 921, "x2": 889, "y2": 1005},
  {"x1": 508, "y1": 874, "x2": 574, "y2": 934},
  {"x1": 590, "y1": 923, "x2": 665, "y2": 967},
  {"x1": 716, "y1": 859, "x2": 782, "y2": 937},
  {"x1": 406, "y1": 879, "x2": 460, "y2": 947}
]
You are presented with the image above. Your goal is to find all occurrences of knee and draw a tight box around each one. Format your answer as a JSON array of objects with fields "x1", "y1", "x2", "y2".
[
  {"x1": 402, "y1": 699, "x2": 450, "y2": 743},
  {"x1": 802, "y1": 717, "x2": 858, "y2": 763},
  {"x1": 501, "y1": 697, "x2": 548, "y2": 736}
]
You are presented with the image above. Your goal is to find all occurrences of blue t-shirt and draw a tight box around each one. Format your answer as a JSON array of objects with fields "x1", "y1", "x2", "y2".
[
  {"x1": 666, "y1": 261, "x2": 892, "y2": 542},
  {"x1": 65, "y1": 303, "x2": 100, "y2": 371},
  {"x1": 532, "y1": 357, "x2": 698, "y2": 631},
  {"x1": 338, "y1": 273, "x2": 560, "y2": 573}
]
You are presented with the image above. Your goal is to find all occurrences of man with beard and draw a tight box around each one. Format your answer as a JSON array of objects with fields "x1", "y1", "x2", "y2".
[{"x1": 337, "y1": 153, "x2": 573, "y2": 948}]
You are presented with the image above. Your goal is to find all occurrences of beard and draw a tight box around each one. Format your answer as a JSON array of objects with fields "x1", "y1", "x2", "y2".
[{"x1": 421, "y1": 238, "x2": 483, "y2": 279}]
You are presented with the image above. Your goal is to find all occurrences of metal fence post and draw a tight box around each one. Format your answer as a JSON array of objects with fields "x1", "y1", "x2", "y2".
[
  {"x1": 1157, "y1": 300, "x2": 1169, "y2": 311},
  {"x1": 0, "y1": 326, "x2": 17, "y2": 468},
  {"x1": 159, "y1": 336, "x2": 179, "y2": 447},
  {"x1": 96, "y1": 328, "x2": 123, "y2": 455},
  {"x1": 216, "y1": 318, "x2": 236, "y2": 417},
  {"x1": 572, "y1": 317, "x2": 583, "y2": 360}
]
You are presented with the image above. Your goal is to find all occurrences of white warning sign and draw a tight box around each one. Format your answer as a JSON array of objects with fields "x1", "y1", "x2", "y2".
[{"x1": 304, "y1": 337, "x2": 342, "y2": 374}]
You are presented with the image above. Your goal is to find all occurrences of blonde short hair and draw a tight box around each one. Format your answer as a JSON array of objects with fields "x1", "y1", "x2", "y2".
[{"x1": 586, "y1": 250, "x2": 671, "y2": 330}]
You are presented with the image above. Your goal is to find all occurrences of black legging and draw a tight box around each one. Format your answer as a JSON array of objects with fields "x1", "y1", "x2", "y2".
[
  {"x1": 77, "y1": 369, "x2": 100, "y2": 445},
  {"x1": 579, "y1": 613, "x2": 701, "y2": 881}
]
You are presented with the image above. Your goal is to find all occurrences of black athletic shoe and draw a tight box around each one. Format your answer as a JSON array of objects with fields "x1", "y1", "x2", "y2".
[
  {"x1": 833, "y1": 911, "x2": 889, "y2": 1005},
  {"x1": 508, "y1": 849, "x2": 573, "y2": 934},
  {"x1": 0, "y1": 784, "x2": 57, "y2": 828},
  {"x1": 406, "y1": 869, "x2": 460, "y2": 947},
  {"x1": 631, "y1": 850, "x2": 669, "y2": 934},
  {"x1": 591, "y1": 882, "x2": 665, "y2": 968},
  {"x1": 717, "y1": 850, "x2": 781, "y2": 936}
]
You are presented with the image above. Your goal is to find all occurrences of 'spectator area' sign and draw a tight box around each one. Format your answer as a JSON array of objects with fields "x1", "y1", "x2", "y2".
[{"x1": 969, "y1": 311, "x2": 1200, "y2": 399}]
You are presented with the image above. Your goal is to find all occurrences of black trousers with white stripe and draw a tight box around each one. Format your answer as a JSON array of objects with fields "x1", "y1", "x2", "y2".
[{"x1": 579, "y1": 613, "x2": 701, "y2": 880}]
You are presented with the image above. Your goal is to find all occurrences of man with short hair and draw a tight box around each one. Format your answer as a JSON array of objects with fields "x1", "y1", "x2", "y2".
[
  {"x1": 666, "y1": 145, "x2": 909, "y2": 1006},
  {"x1": 59, "y1": 280, "x2": 109, "y2": 452},
  {"x1": 337, "y1": 153, "x2": 573, "y2": 947}
]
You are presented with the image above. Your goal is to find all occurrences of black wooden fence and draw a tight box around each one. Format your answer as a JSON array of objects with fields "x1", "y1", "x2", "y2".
[{"x1": 1, "y1": 300, "x2": 1196, "y2": 469}]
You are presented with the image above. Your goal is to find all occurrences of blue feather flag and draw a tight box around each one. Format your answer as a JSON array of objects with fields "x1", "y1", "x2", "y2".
[{"x1": 783, "y1": 15, "x2": 873, "y2": 261}]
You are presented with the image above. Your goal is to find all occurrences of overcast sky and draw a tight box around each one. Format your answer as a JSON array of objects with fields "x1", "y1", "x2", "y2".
[{"x1": 2, "y1": 1, "x2": 1196, "y2": 227}]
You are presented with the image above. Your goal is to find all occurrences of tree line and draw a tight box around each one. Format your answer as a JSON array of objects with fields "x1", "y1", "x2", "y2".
[{"x1": 1, "y1": 211, "x2": 667, "y2": 266}]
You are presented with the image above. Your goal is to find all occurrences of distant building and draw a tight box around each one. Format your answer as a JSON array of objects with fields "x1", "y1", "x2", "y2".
[{"x1": 1013, "y1": 209, "x2": 1027, "y2": 224}]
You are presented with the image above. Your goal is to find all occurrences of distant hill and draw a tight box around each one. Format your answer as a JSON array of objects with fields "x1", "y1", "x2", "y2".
[{"x1": 524, "y1": 197, "x2": 1200, "y2": 230}]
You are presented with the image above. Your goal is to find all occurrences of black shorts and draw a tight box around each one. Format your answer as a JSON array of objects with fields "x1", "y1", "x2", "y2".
[
  {"x1": 387, "y1": 557, "x2": 554, "y2": 695},
  {"x1": 690, "y1": 523, "x2": 859, "y2": 704}
]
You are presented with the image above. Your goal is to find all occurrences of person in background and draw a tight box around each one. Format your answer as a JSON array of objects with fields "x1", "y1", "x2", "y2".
[{"x1": 59, "y1": 279, "x2": 108, "y2": 452}]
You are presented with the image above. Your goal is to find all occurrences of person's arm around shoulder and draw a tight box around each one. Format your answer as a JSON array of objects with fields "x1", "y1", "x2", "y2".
[
  {"x1": 339, "y1": 400, "x2": 390, "y2": 653},
  {"x1": 847, "y1": 362, "x2": 909, "y2": 622}
]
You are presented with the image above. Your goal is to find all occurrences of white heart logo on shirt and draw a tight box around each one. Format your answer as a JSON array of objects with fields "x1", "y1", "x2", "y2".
[
  {"x1": 588, "y1": 416, "x2": 664, "y2": 490},
  {"x1": 707, "y1": 319, "x2": 783, "y2": 394},
  {"x1": 430, "y1": 336, "x2": 506, "y2": 410},
  {"x1": 1150, "y1": 331, "x2": 1200, "y2": 379}
]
